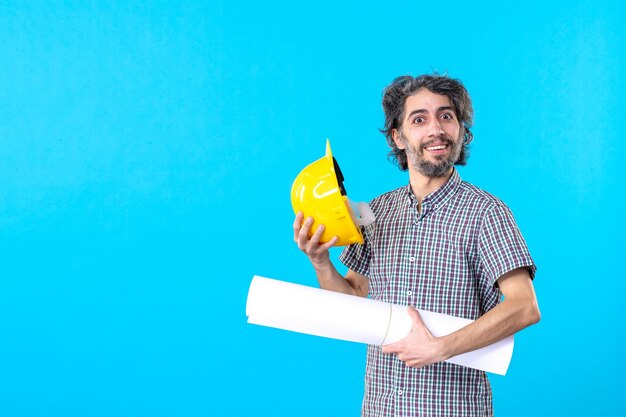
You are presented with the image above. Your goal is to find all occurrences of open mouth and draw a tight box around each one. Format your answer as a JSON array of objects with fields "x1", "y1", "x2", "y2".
[
  {"x1": 425, "y1": 144, "x2": 448, "y2": 151},
  {"x1": 423, "y1": 143, "x2": 450, "y2": 155}
]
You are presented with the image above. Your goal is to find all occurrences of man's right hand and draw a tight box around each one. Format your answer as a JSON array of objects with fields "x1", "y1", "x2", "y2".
[
  {"x1": 293, "y1": 212, "x2": 339, "y2": 269},
  {"x1": 293, "y1": 212, "x2": 368, "y2": 297}
]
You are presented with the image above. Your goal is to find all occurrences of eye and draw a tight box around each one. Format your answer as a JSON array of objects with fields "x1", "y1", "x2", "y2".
[
  {"x1": 441, "y1": 113, "x2": 454, "y2": 121},
  {"x1": 413, "y1": 116, "x2": 425, "y2": 124}
]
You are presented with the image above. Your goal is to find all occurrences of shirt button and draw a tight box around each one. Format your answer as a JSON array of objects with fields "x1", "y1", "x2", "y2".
[
  {"x1": 397, "y1": 389, "x2": 403, "y2": 395},
  {"x1": 409, "y1": 256, "x2": 415, "y2": 262},
  {"x1": 407, "y1": 290, "x2": 412, "y2": 296}
]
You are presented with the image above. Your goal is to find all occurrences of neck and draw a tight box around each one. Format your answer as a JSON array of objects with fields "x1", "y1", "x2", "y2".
[{"x1": 408, "y1": 168, "x2": 454, "y2": 204}]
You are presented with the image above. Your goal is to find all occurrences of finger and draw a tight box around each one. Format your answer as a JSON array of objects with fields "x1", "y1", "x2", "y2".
[
  {"x1": 381, "y1": 342, "x2": 398, "y2": 354},
  {"x1": 297, "y1": 217, "x2": 314, "y2": 247},
  {"x1": 408, "y1": 307, "x2": 433, "y2": 336},
  {"x1": 293, "y1": 212, "x2": 304, "y2": 240},
  {"x1": 407, "y1": 360, "x2": 423, "y2": 368},
  {"x1": 307, "y1": 223, "x2": 325, "y2": 251},
  {"x1": 319, "y1": 236, "x2": 339, "y2": 251},
  {"x1": 408, "y1": 306, "x2": 425, "y2": 326}
]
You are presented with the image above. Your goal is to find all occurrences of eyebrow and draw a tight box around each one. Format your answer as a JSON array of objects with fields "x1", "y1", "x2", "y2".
[{"x1": 406, "y1": 106, "x2": 456, "y2": 121}]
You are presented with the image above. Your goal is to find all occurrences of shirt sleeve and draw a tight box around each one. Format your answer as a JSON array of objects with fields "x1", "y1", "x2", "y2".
[
  {"x1": 477, "y1": 203, "x2": 537, "y2": 287},
  {"x1": 339, "y1": 223, "x2": 373, "y2": 277}
]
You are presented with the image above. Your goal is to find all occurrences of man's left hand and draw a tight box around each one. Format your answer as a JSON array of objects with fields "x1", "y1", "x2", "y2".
[{"x1": 381, "y1": 307, "x2": 447, "y2": 368}]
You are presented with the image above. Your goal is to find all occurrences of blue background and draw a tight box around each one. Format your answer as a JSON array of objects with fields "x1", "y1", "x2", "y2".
[{"x1": 1, "y1": 1, "x2": 624, "y2": 415}]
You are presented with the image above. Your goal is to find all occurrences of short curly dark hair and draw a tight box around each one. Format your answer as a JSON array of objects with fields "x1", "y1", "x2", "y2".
[{"x1": 381, "y1": 74, "x2": 474, "y2": 171}]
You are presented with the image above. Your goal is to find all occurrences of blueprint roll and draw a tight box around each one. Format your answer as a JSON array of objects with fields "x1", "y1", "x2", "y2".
[{"x1": 246, "y1": 276, "x2": 514, "y2": 375}]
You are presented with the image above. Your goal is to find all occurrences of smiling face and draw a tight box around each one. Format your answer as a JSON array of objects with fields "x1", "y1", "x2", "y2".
[{"x1": 392, "y1": 88, "x2": 463, "y2": 178}]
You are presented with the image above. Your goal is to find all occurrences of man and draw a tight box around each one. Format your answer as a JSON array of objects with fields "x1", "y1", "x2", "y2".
[{"x1": 293, "y1": 74, "x2": 540, "y2": 416}]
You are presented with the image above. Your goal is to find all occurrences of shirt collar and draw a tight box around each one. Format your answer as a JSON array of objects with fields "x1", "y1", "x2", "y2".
[{"x1": 405, "y1": 168, "x2": 462, "y2": 210}]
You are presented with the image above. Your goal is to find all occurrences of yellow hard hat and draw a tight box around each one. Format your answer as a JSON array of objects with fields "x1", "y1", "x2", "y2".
[{"x1": 291, "y1": 140, "x2": 364, "y2": 246}]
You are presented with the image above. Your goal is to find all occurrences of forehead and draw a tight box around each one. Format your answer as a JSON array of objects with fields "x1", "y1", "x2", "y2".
[{"x1": 404, "y1": 88, "x2": 453, "y2": 115}]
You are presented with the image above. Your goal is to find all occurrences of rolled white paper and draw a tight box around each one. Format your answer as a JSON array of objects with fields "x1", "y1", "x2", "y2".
[{"x1": 246, "y1": 276, "x2": 514, "y2": 375}]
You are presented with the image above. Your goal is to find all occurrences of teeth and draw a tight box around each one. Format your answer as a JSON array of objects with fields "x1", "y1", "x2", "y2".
[{"x1": 427, "y1": 145, "x2": 446, "y2": 150}]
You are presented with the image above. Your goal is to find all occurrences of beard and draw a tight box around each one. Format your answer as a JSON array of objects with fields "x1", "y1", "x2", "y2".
[{"x1": 400, "y1": 132, "x2": 463, "y2": 178}]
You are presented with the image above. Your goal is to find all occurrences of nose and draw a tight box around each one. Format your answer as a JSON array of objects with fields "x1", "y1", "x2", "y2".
[{"x1": 427, "y1": 118, "x2": 445, "y2": 137}]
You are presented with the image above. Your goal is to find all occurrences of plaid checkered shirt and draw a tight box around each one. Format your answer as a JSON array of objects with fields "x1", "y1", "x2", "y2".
[{"x1": 340, "y1": 169, "x2": 536, "y2": 417}]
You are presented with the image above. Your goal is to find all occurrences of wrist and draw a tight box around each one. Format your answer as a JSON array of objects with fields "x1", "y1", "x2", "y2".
[
  {"x1": 435, "y1": 335, "x2": 454, "y2": 361},
  {"x1": 311, "y1": 257, "x2": 332, "y2": 273}
]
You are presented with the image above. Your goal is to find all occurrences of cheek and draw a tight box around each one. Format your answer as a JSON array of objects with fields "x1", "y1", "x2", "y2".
[{"x1": 446, "y1": 126, "x2": 461, "y2": 141}]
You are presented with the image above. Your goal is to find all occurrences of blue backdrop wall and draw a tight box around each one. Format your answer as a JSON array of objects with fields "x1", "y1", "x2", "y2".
[{"x1": 1, "y1": 1, "x2": 624, "y2": 416}]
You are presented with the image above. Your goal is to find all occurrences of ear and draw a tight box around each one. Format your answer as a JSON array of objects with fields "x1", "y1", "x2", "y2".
[
  {"x1": 392, "y1": 129, "x2": 406, "y2": 150},
  {"x1": 463, "y1": 127, "x2": 474, "y2": 145}
]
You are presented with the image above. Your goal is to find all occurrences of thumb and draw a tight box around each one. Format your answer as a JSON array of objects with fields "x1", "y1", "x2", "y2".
[{"x1": 408, "y1": 307, "x2": 428, "y2": 331}]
